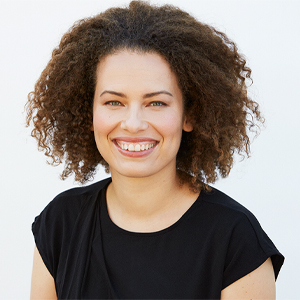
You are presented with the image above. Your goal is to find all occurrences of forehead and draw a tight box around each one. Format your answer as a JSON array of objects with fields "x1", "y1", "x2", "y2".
[
  {"x1": 95, "y1": 50, "x2": 181, "y2": 94},
  {"x1": 98, "y1": 50, "x2": 170, "y2": 71}
]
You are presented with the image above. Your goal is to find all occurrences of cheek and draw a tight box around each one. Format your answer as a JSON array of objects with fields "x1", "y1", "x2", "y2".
[
  {"x1": 154, "y1": 112, "x2": 184, "y2": 137},
  {"x1": 93, "y1": 110, "x2": 118, "y2": 135}
]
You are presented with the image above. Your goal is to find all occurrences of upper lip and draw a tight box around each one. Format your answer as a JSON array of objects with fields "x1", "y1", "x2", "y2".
[{"x1": 112, "y1": 137, "x2": 159, "y2": 143}]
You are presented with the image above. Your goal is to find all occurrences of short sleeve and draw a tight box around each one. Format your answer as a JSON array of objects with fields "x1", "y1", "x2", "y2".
[
  {"x1": 222, "y1": 213, "x2": 284, "y2": 289},
  {"x1": 32, "y1": 199, "x2": 62, "y2": 278},
  {"x1": 32, "y1": 195, "x2": 82, "y2": 279},
  {"x1": 31, "y1": 178, "x2": 111, "y2": 281}
]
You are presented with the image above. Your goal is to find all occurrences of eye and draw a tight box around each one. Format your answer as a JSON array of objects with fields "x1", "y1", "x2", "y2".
[
  {"x1": 149, "y1": 101, "x2": 166, "y2": 107},
  {"x1": 105, "y1": 101, "x2": 122, "y2": 106}
]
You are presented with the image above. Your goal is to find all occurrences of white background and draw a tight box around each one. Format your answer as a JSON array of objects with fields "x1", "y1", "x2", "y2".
[{"x1": 0, "y1": 0, "x2": 299, "y2": 299}]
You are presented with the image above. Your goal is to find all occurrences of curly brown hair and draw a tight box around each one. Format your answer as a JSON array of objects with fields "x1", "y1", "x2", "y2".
[{"x1": 25, "y1": 0, "x2": 263, "y2": 191}]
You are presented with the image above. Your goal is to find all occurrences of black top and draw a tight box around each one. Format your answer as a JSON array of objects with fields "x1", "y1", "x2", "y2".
[{"x1": 32, "y1": 178, "x2": 284, "y2": 299}]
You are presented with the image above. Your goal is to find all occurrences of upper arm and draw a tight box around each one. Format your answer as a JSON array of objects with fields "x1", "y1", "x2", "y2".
[
  {"x1": 30, "y1": 245, "x2": 57, "y2": 300},
  {"x1": 220, "y1": 257, "x2": 276, "y2": 300}
]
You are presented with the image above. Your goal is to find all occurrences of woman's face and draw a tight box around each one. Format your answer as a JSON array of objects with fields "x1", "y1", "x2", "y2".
[{"x1": 92, "y1": 50, "x2": 192, "y2": 179}]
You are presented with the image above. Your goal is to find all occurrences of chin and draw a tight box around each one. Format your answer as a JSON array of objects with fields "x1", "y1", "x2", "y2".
[{"x1": 113, "y1": 169, "x2": 157, "y2": 179}]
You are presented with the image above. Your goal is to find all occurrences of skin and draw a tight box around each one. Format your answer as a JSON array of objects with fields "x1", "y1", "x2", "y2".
[
  {"x1": 221, "y1": 258, "x2": 276, "y2": 299},
  {"x1": 30, "y1": 246, "x2": 56, "y2": 300},
  {"x1": 92, "y1": 50, "x2": 196, "y2": 231},
  {"x1": 92, "y1": 50, "x2": 193, "y2": 181},
  {"x1": 30, "y1": 50, "x2": 276, "y2": 299}
]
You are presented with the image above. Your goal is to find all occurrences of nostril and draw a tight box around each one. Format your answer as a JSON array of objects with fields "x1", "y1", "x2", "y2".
[{"x1": 120, "y1": 118, "x2": 148, "y2": 132}]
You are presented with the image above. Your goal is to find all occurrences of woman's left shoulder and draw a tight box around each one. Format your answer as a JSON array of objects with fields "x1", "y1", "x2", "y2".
[
  {"x1": 198, "y1": 187, "x2": 284, "y2": 286},
  {"x1": 201, "y1": 187, "x2": 249, "y2": 210},
  {"x1": 199, "y1": 187, "x2": 264, "y2": 227}
]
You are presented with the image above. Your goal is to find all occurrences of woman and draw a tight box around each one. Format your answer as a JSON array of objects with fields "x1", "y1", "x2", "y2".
[{"x1": 26, "y1": 1, "x2": 284, "y2": 299}]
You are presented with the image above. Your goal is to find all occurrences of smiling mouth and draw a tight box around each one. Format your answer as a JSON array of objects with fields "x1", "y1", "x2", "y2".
[{"x1": 114, "y1": 140, "x2": 157, "y2": 152}]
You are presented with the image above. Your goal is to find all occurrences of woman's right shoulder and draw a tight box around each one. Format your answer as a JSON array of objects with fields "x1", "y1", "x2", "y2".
[
  {"x1": 34, "y1": 177, "x2": 112, "y2": 223},
  {"x1": 31, "y1": 178, "x2": 111, "y2": 281},
  {"x1": 55, "y1": 177, "x2": 111, "y2": 199}
]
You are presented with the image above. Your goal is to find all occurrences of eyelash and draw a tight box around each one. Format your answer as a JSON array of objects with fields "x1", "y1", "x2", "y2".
[
  {"x1": 149, "y1": 101, "x2": 166, "y2": 107},
  {"x1": 105, "y1": 101, "x2": 122, "y2": 106},
  {"x1": 105, "y1": 101, "x2": 167, "y2": 107}
]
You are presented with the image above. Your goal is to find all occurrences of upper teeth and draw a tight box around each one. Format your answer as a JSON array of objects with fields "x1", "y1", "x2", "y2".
[{"x1": 117, "y1": 142, "x2": 155, "y2": 152}]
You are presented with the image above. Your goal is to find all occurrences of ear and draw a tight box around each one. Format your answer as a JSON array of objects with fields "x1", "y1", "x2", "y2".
[{"x1": 183, "y1": 116, "x2": 193, "y2": 132}]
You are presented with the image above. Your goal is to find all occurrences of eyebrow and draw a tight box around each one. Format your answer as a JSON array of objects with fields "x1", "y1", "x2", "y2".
[{"x1": 99, "y1": 90, "x2": 173, "y2": 98}]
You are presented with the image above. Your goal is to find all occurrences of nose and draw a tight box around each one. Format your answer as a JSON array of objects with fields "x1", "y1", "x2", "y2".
[{"x1": 120, "y1": 106, "x2": 148, "y2": 133}]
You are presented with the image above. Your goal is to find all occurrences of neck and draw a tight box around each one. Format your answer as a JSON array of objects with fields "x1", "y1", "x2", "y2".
[
  {"x1": 106, "y1": 168, "x2": 198, "y2": 232},
  {"x1": 108, "y1": 169, "x2": 179, "y2": 216}
]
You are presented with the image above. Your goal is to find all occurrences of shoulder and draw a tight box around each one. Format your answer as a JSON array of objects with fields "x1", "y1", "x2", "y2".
[
  {"x1": 197, "y1": 187, "x2": 284, "y2": 285},
  {"x1": 199, "y1": 187, "x2": 260, "y2": 228},
  {"x1": 197, "y1": 187, "x2": 282, "y2": 262},
  {"x1": 44, "y1": 177, "x2": 111, "y2": 214},
  {"x1": 31, "y1": 177, "x2": 112, "y2": 278},
  {"x1": 53, "y1": 177, "x2": 111, "y2": 203},
  {"x1": 187, "y1": 187, "x2": 267, "y2": 253},
  {"x1": 201, "y1": 187, "x2": 249, "y2": 213},
  {"x1": 32, "y1": 177, "x2": 111, "y2": 232}
]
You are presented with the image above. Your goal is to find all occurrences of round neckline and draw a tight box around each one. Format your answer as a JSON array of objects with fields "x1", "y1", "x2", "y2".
[{"x1": 100, "y1": 182, "x2": 202, "y2": 236}]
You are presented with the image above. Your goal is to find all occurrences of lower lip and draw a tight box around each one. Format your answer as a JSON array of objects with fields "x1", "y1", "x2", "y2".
[{"x1": 113, "y1": 142, "x2": 157, "y2": 158}]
